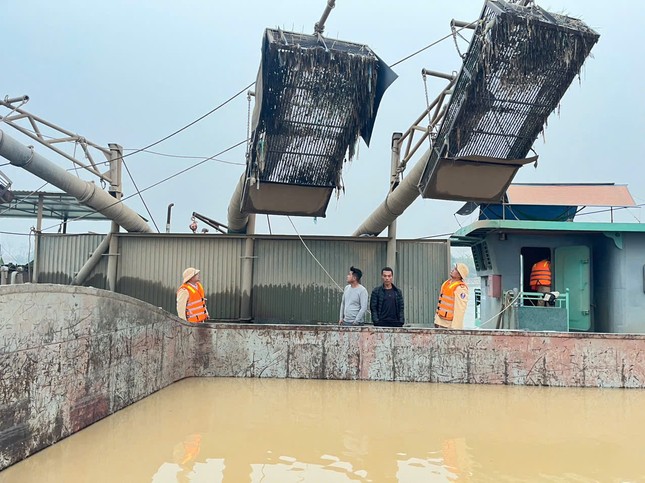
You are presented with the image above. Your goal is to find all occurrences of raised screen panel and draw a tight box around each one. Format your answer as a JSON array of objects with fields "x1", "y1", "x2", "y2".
[
  {"x1": 242, "y1": 29, "x2": 396, "y2": 216},
  {"x1": 419, "y1": 0, "x2": 599, "y2": 202}
]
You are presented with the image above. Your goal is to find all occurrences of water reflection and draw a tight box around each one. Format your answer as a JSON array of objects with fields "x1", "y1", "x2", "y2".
[{"x1": 2, "y1": 378, "x2": 645, "y2": 482}]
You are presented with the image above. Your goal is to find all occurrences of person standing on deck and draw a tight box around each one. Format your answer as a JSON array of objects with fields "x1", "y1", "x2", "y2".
[
  {"x1": 177, "y1": 267, "x2": 209, "y2": 323},
  {"x1": 530, "y1": 258, "x2": 552, "y2": 306},
  {"x1": 370, "y1": 266, "x2": 405, "y2": 327},
  {"x1": 434, "y1": 263, "x2": 469, "y2": 329},
  {"x1": 339, "y1": 266, "x2": 368, "y2": 326}
]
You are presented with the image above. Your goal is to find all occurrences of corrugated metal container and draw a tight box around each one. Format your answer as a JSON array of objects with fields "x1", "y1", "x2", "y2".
[
  {"x1": 37, "y1": 234, "x2": 107, "y2": 287},
  {"x1": 116, "y1": 234, "x2": 244, "y2": 318},
  {"x1": 397, "y1": 240, "x2": 450, "y2": 326},
  {"x1": 253, "y1": 236, "x2": 386, "y2": 324},
  {"x1": 35, "y1": 233, "x2": 450, "y2": 325}
]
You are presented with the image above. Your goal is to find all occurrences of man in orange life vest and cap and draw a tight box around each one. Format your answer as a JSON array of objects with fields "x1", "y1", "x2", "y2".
[
  {"x1": 530, "y1": 258, "x2": 552, "y2": 306},
  {"x1": 434, "y1": 263, "x2": 469, "y2": 329},
  {"x1": 176, "y1": 267, "x2": 209, "y2": 323}
]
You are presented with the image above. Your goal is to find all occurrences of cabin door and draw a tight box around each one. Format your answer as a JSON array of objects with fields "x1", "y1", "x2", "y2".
[{"x1": 554, "y1": 245, "x2": 591, "y2": 331}]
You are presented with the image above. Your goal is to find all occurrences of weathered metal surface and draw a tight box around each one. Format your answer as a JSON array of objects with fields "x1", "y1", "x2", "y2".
[
  {"x1": 35, "y1": 234, "x2": 450, "y2": 324},
  {"x1": 0, "y1": 284, "x2": 196, "y2": 470},
  {"x1": 115, "y1": 234, "x2": 245, "y2": 318},
  {"x1": 2, "y1": 284, "x2": 645, "y2": 470},
  {"x1": 252, "y1": 237, "x2": 386, "y2": 324},
  {"x1": 397, "y1": 240, "x2": 448, "y2": 326},
  {"x1": 37, "y1": 234, "x2": 107, "y2": 287}
]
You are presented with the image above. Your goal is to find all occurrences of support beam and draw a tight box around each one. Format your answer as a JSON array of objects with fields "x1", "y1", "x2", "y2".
[
  {"x1": 72, "y1": 233, "x2": 112, "y2": 286},
  {"x1": 32, "y1": 193, "x2": 44, "y2": 283},
  {"x1": 386, "y1": 133, "x2": 402, "y2": 271},
  {"x1": 239, "y1": 214, "x2": 256, "y2": 320}
]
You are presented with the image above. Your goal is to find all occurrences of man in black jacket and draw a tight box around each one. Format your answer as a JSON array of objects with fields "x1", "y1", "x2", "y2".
[{"x1": 370, "y1": 267, "x2": 405, "y2": 327}]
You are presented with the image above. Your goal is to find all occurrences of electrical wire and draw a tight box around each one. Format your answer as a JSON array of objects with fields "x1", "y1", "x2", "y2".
[
  {"x1": 0, "y1": 181, "x2": 50, "y2": 217},
  {"x1": 0, "y1": 82, "x2": 253, "y2": 236},
  {"x1": 120, "y1": 82, "x2": 255, "y2": 160},
  {"x1": 123, "y1": 149, "x2": 245, "y2": 165},
  {"x1": 122, "y1": 158, "x2": 160, "y2": 233},
  {"x1": 37, "y1": 138, "x2": 248, "y2": 233}
]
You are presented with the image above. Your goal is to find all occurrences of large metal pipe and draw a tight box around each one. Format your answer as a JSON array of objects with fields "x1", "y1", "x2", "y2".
[
  {"x1": 72, "y1": 233, "x2": 112, "y2": 286},
  {"x1": 314, "y1": 0, "x2": 336, "y2": 34},
  {"x1": 352, "y1": 147, "x2": 430, "y2": 236},
  {"x1": 227, "y1": 174, "x2": 249, "y2": 233},
  {"x1": 0, "y1": 129, "x2": 152, "y2": 233}
]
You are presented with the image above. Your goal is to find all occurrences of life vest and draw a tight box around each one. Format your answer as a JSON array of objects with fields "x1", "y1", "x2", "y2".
[
  {"x1": 436, "y1": 279, "x2": 468, "y2": 321},
  {"x1": 530, "y1": 260, "x2": 552, "y2": 291},
  {"x1": 178, "y1": 282, "x2": 208, "y2": 323}
]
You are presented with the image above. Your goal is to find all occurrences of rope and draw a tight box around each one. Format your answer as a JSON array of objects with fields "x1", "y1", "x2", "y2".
[
  {"x1": 478, "y1": 290, "x2": 521, "y2": 328},
  {"x1": 287, "y1": 216, "x2": 343, "y2": 292},
  {"x1": 390, "y1": 20, "x2": 479, "y2": 68}
]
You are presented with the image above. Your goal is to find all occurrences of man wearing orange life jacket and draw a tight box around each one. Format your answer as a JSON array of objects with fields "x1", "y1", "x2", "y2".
[
  {"x1": 434, "y1": 263, "x2": 469, "y2": 329},
  {"x1": 176, "y1": 267, "x2": 209, "y2": 323},
  {"x1": 530, "y1": 259, "x2": 552, "y2": 306}
]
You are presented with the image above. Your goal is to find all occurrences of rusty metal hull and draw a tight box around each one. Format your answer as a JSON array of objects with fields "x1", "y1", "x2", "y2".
[{"x1": 1, "y1": 284, "x2": 644, "y2": 469}]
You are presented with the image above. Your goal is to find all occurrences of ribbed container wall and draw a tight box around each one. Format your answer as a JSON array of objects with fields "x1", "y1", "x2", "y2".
[
  {"x1": 253, "y1": 237, "x2": 386, "y2": 324},
  {"x1": 35, "y1": 234, "x2": 450, "y2": 324},
  {"x1": 37, "y1": 234, "x2": 107, "y2": 287},
  {"x1": 397, "y1": 240, "x2": 450, "y2": 326},
  {"x1": 116, "y1": 234, "x2": 244, "y2": 318}
]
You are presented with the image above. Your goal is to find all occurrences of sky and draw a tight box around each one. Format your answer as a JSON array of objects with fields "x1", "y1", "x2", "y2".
[{"x1": 1, "y1": 0, "x2": 644, "y2": 263}]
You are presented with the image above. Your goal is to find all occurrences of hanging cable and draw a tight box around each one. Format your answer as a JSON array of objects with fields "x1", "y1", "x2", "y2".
[
  {"x1": 287, "y1": 216, "x2": 343, "y2": 292},
  {"x1": 38, "y1": 139, "x2": 248, "y2": 232},
  {"x1": 120, "y1": 82, "x2": 254, "y2": 160},
  {"x1": 121, "y1": 159, "x2": 161, "y2": 233},
  {"x1": 121, "y1": 149, "x2": 245, "y2": 165}
]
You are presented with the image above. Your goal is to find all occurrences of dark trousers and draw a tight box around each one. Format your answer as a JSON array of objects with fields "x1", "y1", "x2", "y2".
[{"x1": 374, "y1": 321, "x2": 403, "y2": 328}]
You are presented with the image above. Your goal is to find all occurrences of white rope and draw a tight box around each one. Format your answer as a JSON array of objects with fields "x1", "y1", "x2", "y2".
[
  {"x1": 287, "y1": 216, "x2": 343, "y2": 292},
  {"x1": 478, "y1": 290, "x2": 522, "y2": 328}
]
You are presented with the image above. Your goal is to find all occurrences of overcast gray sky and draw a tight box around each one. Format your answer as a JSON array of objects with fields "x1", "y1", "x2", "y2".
[{"x1": 2, "y1": 0, "x2": 644, "y2": 263}]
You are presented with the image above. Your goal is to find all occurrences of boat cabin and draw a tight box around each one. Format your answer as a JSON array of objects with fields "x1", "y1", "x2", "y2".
[{"x1": 451, "y1": 184, "x2": 644, "y2": 333}]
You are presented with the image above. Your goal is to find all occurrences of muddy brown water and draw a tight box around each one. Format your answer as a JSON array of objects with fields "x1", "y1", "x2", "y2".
[{"x1": 2, "y1": 378, "x2": 645, "y2": 482}]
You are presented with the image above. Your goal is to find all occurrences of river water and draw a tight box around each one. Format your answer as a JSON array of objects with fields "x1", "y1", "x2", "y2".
[{"x1": 2, "y1": 377, "x2": 645, "y2": 482}]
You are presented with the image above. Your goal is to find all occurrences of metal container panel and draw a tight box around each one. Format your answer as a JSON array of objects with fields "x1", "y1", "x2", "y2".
[
  {"x1": 252, "y1": 237, "x2": 386, "y2": 324},
  {"x1": 116, "y1": 234, "x2": 244, "y2": 318},
  {"x1": 397, "y1": 240, "x2": 450, "y2": 326},
  {"x1": 34, "y1": 234, "x2": 449, "y2": 325},
  {"x1": 37, "y1": 234, "x2": 107, "y2": 287}
]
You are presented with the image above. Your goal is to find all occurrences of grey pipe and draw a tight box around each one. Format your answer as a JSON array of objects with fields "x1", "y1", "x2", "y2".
[
  {"x1": 353, "y1": 147, "x2": 430, "y2": 236},
  {"x1": 166, "y1": 203, "x2": 174, "y2": 233},
  {"x1": 2, "y1": 95, "x2": 29, "y2": 104},
  {"x1": 0, "y1": 129, "x2": 152, "y2": 233},
  {"x1": 227, "y1": 174, "x2": 249, "y2": 233},
  {"x1": 314, "y1": 0, "x2": 336, "y2": 34},
  {"x1": 72, "y1": 233, "x2": 112, "y2": 285}
]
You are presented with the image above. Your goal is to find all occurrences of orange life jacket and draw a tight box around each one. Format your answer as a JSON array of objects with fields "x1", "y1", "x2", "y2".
[
  {"x1": 436, "y1": 279, "x2": 468, "y2": 321},
  {"x1": 178, "y1": 282, "x2": 208, "y2": 323},
  {"x1": 530, "y1": 260, "x2": 552, "y2": 291}
]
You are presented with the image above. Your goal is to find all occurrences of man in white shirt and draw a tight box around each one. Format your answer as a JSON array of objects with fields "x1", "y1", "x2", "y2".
[{"x1": 338, "y1": 266, "x2": 369, "y2": 326}]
